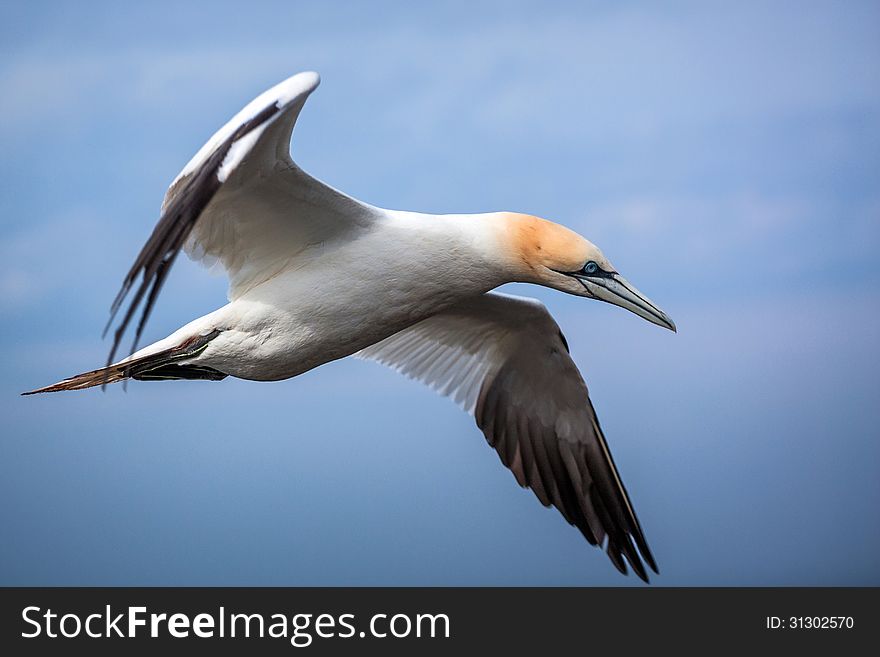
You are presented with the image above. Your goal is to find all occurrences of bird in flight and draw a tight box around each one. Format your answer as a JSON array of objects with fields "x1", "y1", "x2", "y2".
[{"x1": 24, "y1": 72, "x2": 675, "y2": 582}]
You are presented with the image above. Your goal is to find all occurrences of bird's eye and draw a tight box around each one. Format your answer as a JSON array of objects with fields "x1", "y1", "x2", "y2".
[{"x1": 583, "y1": 261, "x2": 599, "y2": 275}]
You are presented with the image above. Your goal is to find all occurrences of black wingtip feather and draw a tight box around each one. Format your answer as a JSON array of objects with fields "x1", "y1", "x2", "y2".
[
  {"x1": 605, "y1": 542, "x2": 628, "y2": 576},
  {"x1": 475, "y1": 358, "x2": 659, "y2": 583},
  {"x1": 103, "y1": 101, "x2": 283, "y2": 367}
]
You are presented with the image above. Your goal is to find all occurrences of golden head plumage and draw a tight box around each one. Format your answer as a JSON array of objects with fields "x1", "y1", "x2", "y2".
[{"x1": 488, "y1": 212, "x2": 675, "y2": 330}]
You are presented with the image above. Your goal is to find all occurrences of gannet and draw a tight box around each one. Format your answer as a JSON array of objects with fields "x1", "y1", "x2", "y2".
[{"x1": 23, "y1": 72, "x2": 675, "y2": 582}]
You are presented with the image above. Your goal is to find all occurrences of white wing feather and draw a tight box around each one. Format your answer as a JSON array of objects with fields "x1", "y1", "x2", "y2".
[
  {"x1": 106, "y1": 71, "x2": 377, "y2": 361},
  {"x1": 163, "y1": 71, "x2": 377, "y2": 299}
]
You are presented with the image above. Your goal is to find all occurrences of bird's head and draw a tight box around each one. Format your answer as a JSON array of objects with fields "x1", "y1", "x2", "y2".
[{"x1": 497, "y1": 212, "x2": 676, "y2": 332}]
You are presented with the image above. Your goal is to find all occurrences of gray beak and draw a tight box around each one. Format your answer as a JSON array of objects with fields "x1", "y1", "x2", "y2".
[{"x1": 574, "y1": 273, "x2": 676, "y2": 332}]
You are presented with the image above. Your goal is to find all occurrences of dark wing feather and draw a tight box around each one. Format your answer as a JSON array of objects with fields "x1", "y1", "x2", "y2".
[
  {"x1": 103, "y1": 102, "x2": 283, "y2": 367},
  {"x1": 473, "y1": 342, "x2": 656, "y2": 582},
  {"x1": 358, "y1": 292, "x2": 658, "y2": 582}
]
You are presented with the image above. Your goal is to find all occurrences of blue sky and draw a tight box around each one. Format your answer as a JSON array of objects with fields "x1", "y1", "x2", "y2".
[{"x1": 2, "y1": 1, "x2": 878, "y2": 585}]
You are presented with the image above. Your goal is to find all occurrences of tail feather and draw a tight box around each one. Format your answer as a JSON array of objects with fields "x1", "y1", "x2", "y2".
[
  {"x1": 22, "y1": 329, "x2": 225, "y2": 395},
  {"x1": 22, "y1": 362, "x2": 133, "y2": 395}
]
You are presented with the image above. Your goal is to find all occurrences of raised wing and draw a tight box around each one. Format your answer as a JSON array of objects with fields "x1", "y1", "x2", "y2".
[
  {"x1": 105, "y1": 71, "x2": 376, "y2": 366},
  {"x1": 357, "y1": 292, "x2": 658, "y2": 582}
]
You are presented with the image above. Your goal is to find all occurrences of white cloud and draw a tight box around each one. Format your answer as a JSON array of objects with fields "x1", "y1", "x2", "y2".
[{"x1": 2, "y1": 3, "x2": 878, "y2": 142}]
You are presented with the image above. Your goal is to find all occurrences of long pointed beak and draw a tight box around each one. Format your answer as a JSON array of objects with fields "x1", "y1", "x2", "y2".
[{"x1": 574, "y1": 273, "x2": 676, "y2": 332}]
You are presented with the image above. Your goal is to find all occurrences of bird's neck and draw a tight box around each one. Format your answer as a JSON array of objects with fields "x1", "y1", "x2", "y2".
[{"x1": 381, "y1": 210, "x2": 517, "y2": 286}]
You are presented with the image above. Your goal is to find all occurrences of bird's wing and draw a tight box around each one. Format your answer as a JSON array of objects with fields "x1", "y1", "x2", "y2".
[
  {"x1": 356, "y1": 292, "x2": 658, "y2": 582},
  {"x1": 106, "y1": 71, "x2": 376, "y2": 365}
]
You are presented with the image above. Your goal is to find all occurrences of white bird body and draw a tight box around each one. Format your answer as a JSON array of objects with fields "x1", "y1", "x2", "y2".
[
  {"x1": 25, "y1": 72, "x2": 676, "y2": 582},
  {"x1": 139, "y1": 209, "x2": 510, "y2": 381}
]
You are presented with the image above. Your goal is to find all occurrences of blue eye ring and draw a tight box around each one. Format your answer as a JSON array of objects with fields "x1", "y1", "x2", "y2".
[{"x1": 583, "y1": 261, "x2": 599, "y2": 275}]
